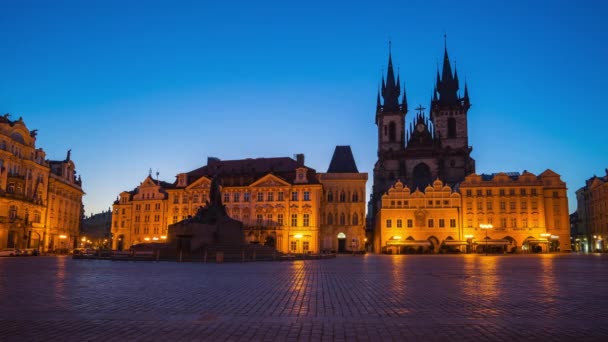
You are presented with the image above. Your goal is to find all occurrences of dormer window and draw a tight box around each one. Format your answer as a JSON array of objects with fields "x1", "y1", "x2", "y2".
[{"x1": 295, "y1": 167, "x2": 308, "y2": 184}]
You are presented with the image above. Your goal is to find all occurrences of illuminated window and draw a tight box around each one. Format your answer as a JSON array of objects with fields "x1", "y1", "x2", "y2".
[
  {"x1": 291, "y1": 214, "x2": 297, "y2": 227},
  {"x1": 303, "y1": 214, "x2": 310, "y2": 227}
]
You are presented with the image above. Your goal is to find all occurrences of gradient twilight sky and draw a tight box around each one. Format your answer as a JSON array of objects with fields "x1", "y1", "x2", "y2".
[{"x1": 1, "y1": 0, "x2": 606, "y2": 215}]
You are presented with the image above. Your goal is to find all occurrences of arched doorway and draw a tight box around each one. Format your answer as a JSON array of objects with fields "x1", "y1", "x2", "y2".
[
  {"x1": 427, "y1": 236, "x2": 440, "y2": 254},
  {"x1": 30, "y1": 232, "x2": 41, "y2": 249},
  {"x1": 117, "y1": 234, "x2": 125, "y2": 251},
  {"x1": 337, "y1": 232, "x2": 346, "y2": 253},
  {"x1": 7, "y1": 231, "x2": 19, "y2": 248},
  {"x1": 413, "y1": 163, "x2": 432, "y2": 191}
]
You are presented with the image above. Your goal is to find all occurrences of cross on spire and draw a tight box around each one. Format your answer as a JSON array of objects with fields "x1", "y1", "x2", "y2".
[{"x1": 415, "y1": 105, "x2": 426, "y2": 115}]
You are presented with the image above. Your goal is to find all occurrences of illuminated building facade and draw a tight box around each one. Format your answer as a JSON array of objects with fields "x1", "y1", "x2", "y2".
[
  {"x1": 0, "y1": 114, "x2": 83, "y2": 251},
  {"x1": 369, "y1": 41, "x2": 571, "y2": 253},
  {"x1": 375, "y1": 170, "x2": 571, "y2": 253},
  {"x1": 574, "y1": 170, "x2": 608, "y2": 252},
  {"x1": 112, "y1": 147, "x2": 367, "y2": 254}
]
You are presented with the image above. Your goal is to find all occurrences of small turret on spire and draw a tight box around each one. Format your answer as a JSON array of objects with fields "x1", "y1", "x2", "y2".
[
  {"x1": 401, "y1": 82, "x2": 408, "y2": 113},
  {"x1": 463, "y1": 80, "x2": 471, "y2": 109},
  {"x1": 381, "y1": 41, "x2": 400, "y2": 112}
]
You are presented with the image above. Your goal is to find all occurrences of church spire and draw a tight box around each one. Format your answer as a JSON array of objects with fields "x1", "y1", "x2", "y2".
[
  {"x1": 401, "y1": 82, "x2": 408, "y2": 113},
  {"x1": 381, "y1": 41, "x2": 400, "y2": 112},
  {"x1": 436, "y1": 35, "x2": 459, "y2": 104},
  {"x1": 463, "y1": 80, "x2": 470, "y2": 109}
]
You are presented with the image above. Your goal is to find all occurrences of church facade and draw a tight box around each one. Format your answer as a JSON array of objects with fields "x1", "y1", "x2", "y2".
[{"x1": 370, "y1": 42, "x2": 571, "y2": 253}]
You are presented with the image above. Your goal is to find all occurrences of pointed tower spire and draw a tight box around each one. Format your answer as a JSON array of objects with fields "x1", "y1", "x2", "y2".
[
  {"x1": 381, "y1": 41, "x2": 400, "y2": 112},
  {"x1": 376, "y1": 87, "x2": 381, "y2": 109},
  {"x1": 437, "y1": 35, "x2": 458, "y2": 104},
  {"x1": 401, "y1": 82, "x2": 408, "y2": 113},
  {"x1": 464, "y1": 80, "x2": 470, "y2": 109},
  {"x1": 453, "y1": 62, "x2": 459, "y2": 90}
]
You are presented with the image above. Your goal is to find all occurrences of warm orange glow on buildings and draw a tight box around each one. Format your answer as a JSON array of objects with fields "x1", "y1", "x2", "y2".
[
  {"x1": 112, "y1": 146, "x2": 367, "y2": 254},
  {"x1": 374, "y1": 170, "x2": 571, "y2": 253},
  {"x1": 0, "y1": 115, "x2": 84, "y2": 251}
]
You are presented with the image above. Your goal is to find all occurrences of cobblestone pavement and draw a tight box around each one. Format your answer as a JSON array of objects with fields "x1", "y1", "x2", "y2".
[{"x1": 1, "y1": 254, "x2": 608, "y2": 341}]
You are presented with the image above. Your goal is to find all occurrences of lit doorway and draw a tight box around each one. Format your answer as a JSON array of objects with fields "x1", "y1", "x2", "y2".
[{"x1": 337, "y1": 232, "x2": 346, "y2": 253}]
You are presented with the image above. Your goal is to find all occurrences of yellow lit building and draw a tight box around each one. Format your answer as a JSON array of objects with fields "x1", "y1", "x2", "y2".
[
  {"x1": 0, "y1": 114, "x2": 84, "y2": 251},
  {"x1": 374, "y1": 179, "x2": 463, "y2": 253},
  {"x1": 112, "y1": 147, "x2": 368, "y2": 254},
  {"x1": 318, "y1": 146, "x2": 368, "y2": 253},
  {"x1": 575, "y1": 170, "x2": 608, "y2": 252},
  {"x1": 374, "y1": 170, "x2": 571, "y2": 253}
]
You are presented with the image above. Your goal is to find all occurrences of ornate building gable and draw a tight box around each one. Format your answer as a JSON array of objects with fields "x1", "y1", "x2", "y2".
[
  {"x1": 185, "y1": 175, "x2": 211, "y2": 190},
  {"x1": 250, "y1": 173, "x2": 291, "y2": 188}
]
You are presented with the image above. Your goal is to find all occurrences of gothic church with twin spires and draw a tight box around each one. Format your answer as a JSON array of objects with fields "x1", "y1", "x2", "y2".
[{"x1": 370, "y1": 41, "x2": 475, "y2": 221}]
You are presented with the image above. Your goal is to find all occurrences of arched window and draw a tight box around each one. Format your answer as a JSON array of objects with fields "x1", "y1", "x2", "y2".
[
  {"x1": 327, "y1": 191, "x2": 333, "y2": 202},
  {"x1": 9, "y1": 205, "x2": 17, "y2": 219},
  {"x1": 353, "y1": 213, "x2": 359, "y2": 225},
  {"x1": 352, "y1": 192, "x2": 359, "y2": 202},
  {"x1": 339, "y1": 191, "x2": 346, "y2": 202},
  {"x1": 327, "y1": 213, "x2": 333, "y2": 225},
  {"x1": 448, "y1": 118, "x2": 457, "y2": 138},
  {"x1": 388, "y1": 122, "x2": 396, "y2": 142},
  {"x1": 339, "y1": 213, "x2": 346, "y2": 225}
]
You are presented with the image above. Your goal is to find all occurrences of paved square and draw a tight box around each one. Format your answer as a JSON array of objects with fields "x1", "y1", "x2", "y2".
[{"x1": 1, "y1": 254, "x2": 607, "y2": 341}]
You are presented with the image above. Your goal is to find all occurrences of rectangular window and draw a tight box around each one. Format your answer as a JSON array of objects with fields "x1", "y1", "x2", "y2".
[
  {"x1": 244, "y1": 192, "x2": 250, "y2": 202},
  {"x1": 466, "y1": 190, "x2": 472, "y2": 196},
  {"x1": 476, "y1": 190, "x2": 483, "y2": 196},
  {"x1": 257, "y1": 214, "x2": 263, "y2": 225},
  {"x1": 303, "y1": 191, "x2": 310, "y2": 201},
  {"x1": 466, "y1": 201, "x2": 473, "y2": 211},
  {"x1": 477, "y1": 201, "x2": 483, "y2": 210},
  {"x1": 467, "y1": 219, "x2": 473, "y2": 227},
  {"x1": 553, "y1": 191, "x2": 559, "y2": 198},
  {"x1": 521, "y1": 189, "x2": 527, "y2": 196},
  {"x1": 499, "y1": 189, "x2": 505, "y2": 196},
  {"x1": 450, "y1": 219, "x2": 456, "y2": 228},
  {"x1": 155, "y1": 203, "x2": 161, "y2": 210},
  {"x1": 509, "y1": 188, "x2": 515, "y2": 196},
  {"x1": 486, "y1": 189, "x2": 492, "y2": 196},
  {"x1": 257, "y1": 192, "x2": 264, "y2": 201},
  {"x1": 182, "y1": 195, "x2": 188, "y2": 203},
  {"x1": 224, "y1": 193, "x2": 230, "y2": 203},
  {"x1": 267, "y1": 192, "x2": 274, "y2": 201},
  {"x1": 303, "y1": 241, "x2": 310, "y2": 251},
  {"x1": 145, "y1": 204, "x2": 150, "y2": 211},
  {"x1": 291, "y1": 191, "x2": 298, "y2": 201},
  {"x1": 532, "y1": 201, "x2": 538, "y2": 210},
  {"x1": 233, "y1": 193, "x2": 240, "y2": 202},
  {"x1": 501, "y1": 218, "x2": 507, "y2": 228},
  {"x1": 193, "y1": 194, "x2": 199, "y2": 203},
  {"x1": 267, "y1": 214, "x2": 273, "y2": 225},
  {"x1": 290, "y1": 241, "x2": 297, "y2": 251},
  {"x1": 173, "y1": 195, "x2": 179, "y2": 204},
  {"x1": 486, "y1": 201, "x2": 493, "y2": 210},
  {"x1": 386, "y1": 219, "x2": 392, "y2": 228},
  {"x1": 428, "y1": 219, "x2": 434, "y2": 228},
  {"x1": 500, "y1": 201, "x2": 506, "y2": 210},
  {"x1": 278, "y1": 192, "x2": 284, "y2": 201},
  {"x1": 154, "y1": 215, "x2": 160, "y2": 222},
  {"x1": 407, "y1": 219, "x2": 413, "y2": 228},
  {"x1": 511, "y1": 218, "x2": 517, "y2": 228},
  {"x1": 531, "y1": 188, "x2": 538, "y2": 196},
  {"x1": 291, "y1": 214, "x2": 297, "y2": 227},
  {"x1": 397, "y1": 219, "x2": 402, "y2": 228},
  {"x1": 510, "y1": 202, "x2": 516, "y2": 210},
  {"x1": 521, "y1": 201, "x2": 527, "y2": 210},
  {"x1": 121, "y1": 221, "x2": 125, "y2": 228},
  {"x1": 278, "y1": 214, "x2": 284, "y2": 226},
  {"x1": 173, "y1": 216, "x2": 177, "y2": 223},
  {"x1": 522, "y1": 218, "x2": 528, "y2": 228},
  {"x1": 303, "y1": 214, "x2": 310, "y2": 227},
  {"x1": 439, "y1": 219, "x2": 445, "y2": 228}
]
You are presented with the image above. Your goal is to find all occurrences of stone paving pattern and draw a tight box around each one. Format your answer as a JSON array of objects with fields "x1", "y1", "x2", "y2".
[{"x1": 1, "y1": 254, "x2": 607, "y2": 341}]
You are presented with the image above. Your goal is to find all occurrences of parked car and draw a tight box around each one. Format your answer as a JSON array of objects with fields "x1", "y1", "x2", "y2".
[
  {"x1": 0, "y1": 248, "x2": 21, "y2": 257},
  {"x1": 21, "y1": 248, "x2": 39, "y2": 256}
]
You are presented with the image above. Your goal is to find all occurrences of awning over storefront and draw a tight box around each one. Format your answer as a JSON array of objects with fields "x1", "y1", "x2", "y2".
[
  {"x1": 443, "y1": 241, "x2": 468, "y2": 246},
  {"x1": 526, "y1": 239, "x2": 549, "y2": 244},
  {"x1": 473, "y1": 239, "x2": 510, "y2": 245},
  {"x1": 386, "y1": 240, "x2": 431, "y2": 246}
]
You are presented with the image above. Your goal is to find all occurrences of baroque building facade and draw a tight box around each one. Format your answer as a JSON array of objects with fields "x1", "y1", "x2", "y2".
[
  {"x1": 0, "y1": 114, "x2": 84, "y2": 251},
  {"x1": 370, "y1": 41, "x2": 571, "y2": 253},
  {"x1": 573, "y1": 169, "x2": 608, "y2": 252},
  {"x1": 111, "y1": 146, "x2": 367, "y2": 254}
]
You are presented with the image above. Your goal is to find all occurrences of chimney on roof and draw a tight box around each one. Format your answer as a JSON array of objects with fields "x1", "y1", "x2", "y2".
[
  {"x1": 207, "y1": 157, "x2": 220, "y2": 165},
  {"x1": 296, "y1": 153, "x2": 304, "y2": 165}
]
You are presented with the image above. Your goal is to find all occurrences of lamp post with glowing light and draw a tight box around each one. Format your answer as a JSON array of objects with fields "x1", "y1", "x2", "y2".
[
  {"x1": 480, "y1": 224, "x2": 493, "y2": 255},
  {"x1": 464, "y1": 234, "x2": 474, "y2": 254}
]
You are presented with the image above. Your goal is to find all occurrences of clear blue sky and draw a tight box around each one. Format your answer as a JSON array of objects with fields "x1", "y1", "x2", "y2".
[{"x1": 1, "y1": 0, "x2": 606, "y2": 215}]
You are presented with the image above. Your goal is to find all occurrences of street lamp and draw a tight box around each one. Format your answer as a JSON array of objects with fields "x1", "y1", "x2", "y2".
[
  {"x1": 480, "y1": 224, "x2": 493, "y2": 256},
  {"x1": 464, "y1": 234, "x2": 474, "y2": 253}
]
